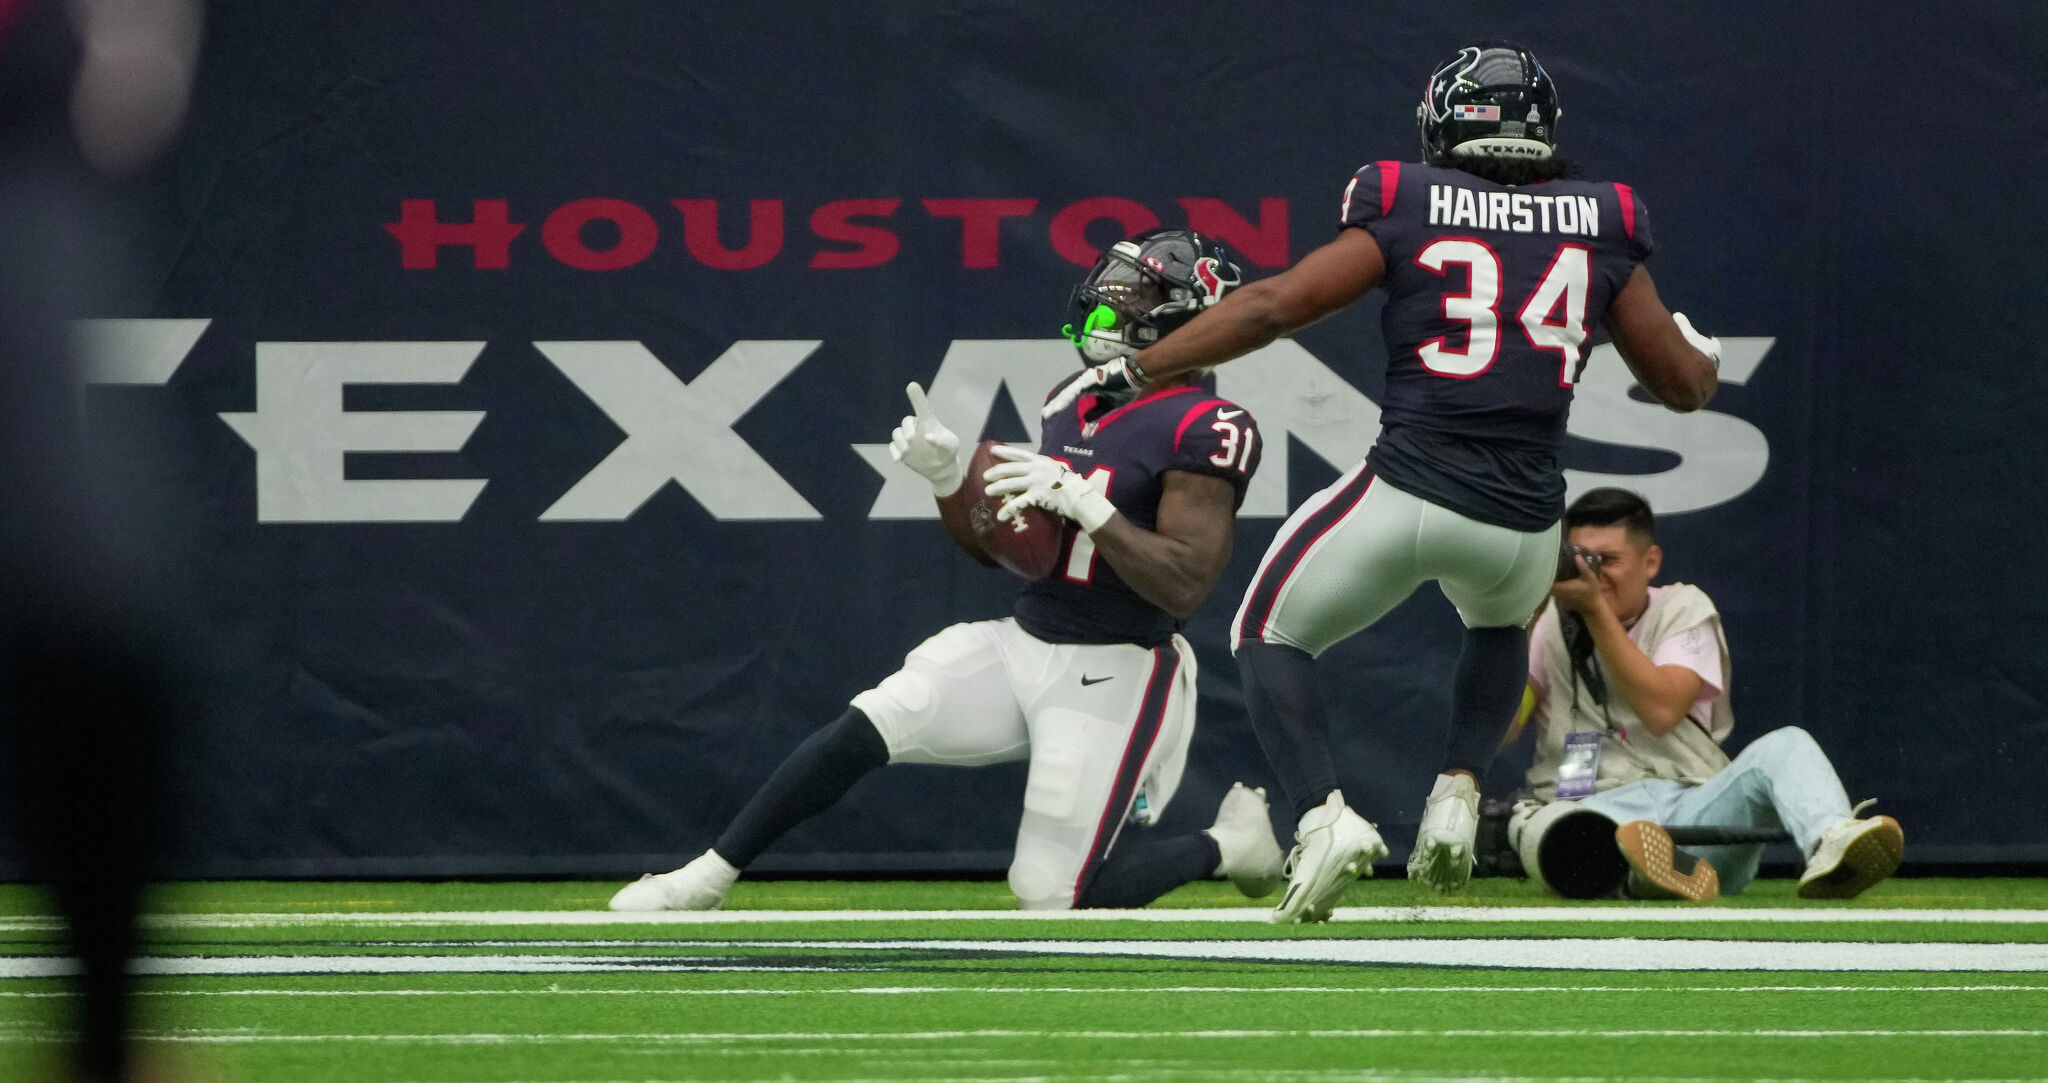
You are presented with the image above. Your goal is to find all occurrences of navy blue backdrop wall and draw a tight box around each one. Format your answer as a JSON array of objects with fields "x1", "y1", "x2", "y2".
[{"x1": 18, "y1": 2, "x2": 2044, "y2": 877}]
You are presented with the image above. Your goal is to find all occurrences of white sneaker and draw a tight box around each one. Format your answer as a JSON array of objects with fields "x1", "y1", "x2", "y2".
[
  {"x1": 1798, "y1": 811, "x2": 1903, "y2": 900},
  {"x1": 1270, "y1": 791, "x2": 1386, "y2": 924},
  {"x1": 1205, "y1": 782, "x2": 1286, "y2": 898},
  {"x1": 1614, "y1": 820, "x2": 1720, "y2": 901},
  {"x1": 1406, "y1": 773, "x2": 1480, "y2": 895},
  {"x1": 608, "y1": 849, "x2": 739, "y2": 911}
]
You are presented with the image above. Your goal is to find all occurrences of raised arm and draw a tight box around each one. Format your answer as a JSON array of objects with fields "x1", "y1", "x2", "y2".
[
  {"x1": 890, "y1": 382, "x2": 995, "y2": 566},
  {"x1": 1042, "y1": 228, "x2": 1386, "y2": 416}
]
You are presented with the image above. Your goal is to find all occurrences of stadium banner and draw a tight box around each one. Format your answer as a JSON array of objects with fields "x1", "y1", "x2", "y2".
[{"x1": 10, "y1": 2, "x2": 2041, "y2": 877}]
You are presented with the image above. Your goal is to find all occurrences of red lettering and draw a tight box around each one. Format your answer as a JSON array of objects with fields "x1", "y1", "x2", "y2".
[
  {"x1": 541, "y1": 199, "x2": 659, "y2": 271},
  {"x1": 921, "y1": 198, "x2": 1038, "y2": 268},
  {"x1": 1048, "y1": 198, "x2": 1160, "y2": 267},
  {"x1": 384, "y1": 199, "x2": 525, "y2": 269},
  {"x1": 1179, "y1": 197, "x2": 1290, "y2": 267},
  {"x1": 672, "y1": 199, "x2": 784, "y2": 270},
  {"x1": 810, "y1": 199, "x2": 901, "y2": 269}
]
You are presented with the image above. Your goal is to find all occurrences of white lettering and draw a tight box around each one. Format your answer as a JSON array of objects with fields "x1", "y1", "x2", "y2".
[
  {"x1": 1576, "y1": 195, "x2": 1599, "y2": 237},
  {"x1": 1565, "y1": 338, "x2": 1776, "y2": 513},
  {"x1": 1533, "y1": 195, "x2": 1554, "y2": 232},
  {"x1": 1428, "y1": 184, "x2": 1453, "y2": 226},
  {"x1": 219, "y1": 342, "x2": 488, "y2": 523},
  {"x1": 854, "y1": 339, "x2": 1078, "y2": 518},
  {"x1": 74, "y1": 318, "x2": 210, "y2": 385},
  {"x1": 1511, "y1": 193, "x2": 1533, "y2": 233},
  {"x1": 538, "y1": 340, "x2": 822, "y2": 521},
  {"x1": 1214, "y1": 341, "x2": 1382, "y2": 517},
  {"x1": 1486, "y1": 191, "x2": 1511, "y2": 232},
  {"x1": 1554, "y1": 195, "x2": 1578, "y2": 235},
  {"x1": 1451, "y1": 187, "x2": 1478, "y2": 228}
]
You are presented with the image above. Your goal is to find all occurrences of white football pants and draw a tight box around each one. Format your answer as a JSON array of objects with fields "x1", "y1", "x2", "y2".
[
  {"x1": 1234, "y1": 463, "x2": 1561, "y2": 654},
  {"x1": 850, "y1": 618, "x2": 1197, "y2": 909}
]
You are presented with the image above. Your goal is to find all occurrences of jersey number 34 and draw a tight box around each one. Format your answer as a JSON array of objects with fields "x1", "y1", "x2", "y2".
[{"x1": 1415, "y1": 238, "x2": 1591, "y2": 387}]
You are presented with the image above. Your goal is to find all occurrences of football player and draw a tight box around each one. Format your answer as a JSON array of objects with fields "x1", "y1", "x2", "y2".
[
  {"x1": 1043, "y1": 42, "x2": 1724, "y2": 919},
  {"x1": 611, "y1": 228, "x2": 1280, "y2": 912}
]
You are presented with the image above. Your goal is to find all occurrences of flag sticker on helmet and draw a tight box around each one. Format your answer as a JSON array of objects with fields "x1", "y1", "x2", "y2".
[{"x1": 1453, "y1": 104, "x2": 1500, "y2": 121}]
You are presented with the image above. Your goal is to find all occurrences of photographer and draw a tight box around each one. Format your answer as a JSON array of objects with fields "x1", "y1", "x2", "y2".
[{"x1": 1510, "y1": 488, "x2": 1902, "y2": 900}]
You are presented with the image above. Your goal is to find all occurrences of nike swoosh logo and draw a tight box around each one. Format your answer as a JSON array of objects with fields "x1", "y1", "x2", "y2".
[
  {"x1": 1080, "y1": 675, "x2": 1114, "y2": 686},
  {"x1": 1216, "y1": 408, "x2": 1244, "y2": 420}
]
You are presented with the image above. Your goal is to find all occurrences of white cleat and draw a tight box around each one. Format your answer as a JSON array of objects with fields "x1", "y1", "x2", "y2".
[
  {"x1": 1206, "y1": 782, "x2": 1286, "y2": 899},
  {"x1": 1270, "y1": 791, "x2": 1387, "y2": 924},
  {"x1": 608, "y1": 849, "x2": 739, "y2": 912},
  {"x1": 1798, "y1": 811, "x2": 1904, "y2": 900},
  {"x1": 1407, "y1": 772, "x2": 1480, "y2": 895}
]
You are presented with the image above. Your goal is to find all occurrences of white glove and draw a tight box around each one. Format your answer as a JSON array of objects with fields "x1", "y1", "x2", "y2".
[
  {"x1": 982, "y1": 444, "x2": 1118, "y2": 533},
  {"x1": 888, "y1": 381, "x2": 964, "y2": 496},
  {"x1": 1672, "y1": 312, "x2": 1722, "y2": 371},
  {"x1": 1039, "y1": 356, "x2": 1153, "y2": 418}
]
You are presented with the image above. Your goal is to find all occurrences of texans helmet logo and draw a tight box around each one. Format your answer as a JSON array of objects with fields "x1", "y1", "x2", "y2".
[{"x1": 1194, "y1": 257, "x2": 1227, "y2": 304}]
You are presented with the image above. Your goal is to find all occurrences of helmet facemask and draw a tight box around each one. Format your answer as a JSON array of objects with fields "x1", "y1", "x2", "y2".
[{"x1": 1064, "y1": 231, "x2": 1241, "y2": 368}]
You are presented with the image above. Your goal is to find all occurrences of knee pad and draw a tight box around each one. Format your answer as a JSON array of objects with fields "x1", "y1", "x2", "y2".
[
  {"x1": 1509, "y1": 800, "x2": 1627, "y2": 899},
  {"x1": 1008, "y1": 858, "x2": 1073, "y2": 910}
]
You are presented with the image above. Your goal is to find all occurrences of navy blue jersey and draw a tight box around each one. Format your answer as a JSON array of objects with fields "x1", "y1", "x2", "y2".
[
  {"x1": 1013, "y1": 379, "x2": 1260, "y2": 647},
  {"x1": 1342, "y1": 160, "x2": 1654, "y2": 531}
]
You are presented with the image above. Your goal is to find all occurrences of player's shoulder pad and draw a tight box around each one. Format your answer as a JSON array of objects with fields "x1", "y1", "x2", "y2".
[
  {"x1": 1045, "y1": 369, "x2": 1088, "y2": 407},
  {"x1": 1170, "y1": 397, "x2": 1259, "y2": 467},
  {"x1": 1605, "y1": 180, "x2": 1654, "y2": 261},
  {"x1": 1340, "y1": 160, "x2": 1407, "y2": 227}
]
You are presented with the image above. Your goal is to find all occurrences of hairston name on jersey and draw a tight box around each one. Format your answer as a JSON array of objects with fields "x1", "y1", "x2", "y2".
[{"x1": 1428, "y1": 185, "x2": 1599, "y2": 237}]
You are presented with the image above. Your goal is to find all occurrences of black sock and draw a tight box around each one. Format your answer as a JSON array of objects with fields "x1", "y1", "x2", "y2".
[
  {"x1": 713, "y1": 708, "x2": 889, "y2": 868},
  {"x1": 1442, "y1": 625, "x2": 1528, "y2": 786},
  {"x1": 1237, "y1": 641, "x2": 1339, "y2": 823},
  {"x1": 1074, "y1": 830, "x2": 1221, "y2": 909}
]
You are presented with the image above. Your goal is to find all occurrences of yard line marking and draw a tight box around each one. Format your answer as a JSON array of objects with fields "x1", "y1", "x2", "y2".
[
  {"x1": 0, "y1": 956, "x2": 856, "y2": 978},
  {"x1": 5, "y1": 938, "x2": 2048, "y2": 976},
  {"x1": 3, "y1": 1026, "x2": 2043, "y2": 1045},
  {"x1": 0, "y1": 905, "x2": 2021, "y2": 929},
  {"x1": 3, "y1": 983, "x2": 2045, "y2": 998},
  {"x1": 776, "y1": 938, "x2": 2048, "y2": 972}
]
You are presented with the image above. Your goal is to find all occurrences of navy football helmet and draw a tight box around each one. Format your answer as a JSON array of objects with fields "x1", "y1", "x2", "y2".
[
  {"x1": 1064, "y1": 228, "x2": 1243, "y2": 365},
  {"x1": 1417, "y1": 41, "x2": 1560, "y2": 165}
]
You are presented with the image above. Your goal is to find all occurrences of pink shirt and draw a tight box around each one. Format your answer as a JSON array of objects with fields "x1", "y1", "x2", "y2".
[{"x1": 1528, "y1": 585, "x2": 1724, "y2": 731}]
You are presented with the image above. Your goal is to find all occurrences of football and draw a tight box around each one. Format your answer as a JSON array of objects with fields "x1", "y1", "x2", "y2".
[{"x1": 962, "y1": 439, "x2": 1066, "y2": 580}]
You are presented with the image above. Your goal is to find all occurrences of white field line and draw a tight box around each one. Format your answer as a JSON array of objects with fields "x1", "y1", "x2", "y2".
[
  {"x1": 1, "y1": 1026, "x2": 2043, "y2": 1045},
  {"x1": 5, "y1": 937, "x2": 2048, "y2": 976},
  {"x1": 0, "y1": 956, "x2": 855, "y2": 978},
  {"x1": 4, "y1": 983, "x2": 2046, "y2": 998},
  {"x1": 777, "y1": 937, "x2": 2048, "y2": 972},
  {"x1": 0, "y1": 906, "x2": 2026, "y2": 930}
]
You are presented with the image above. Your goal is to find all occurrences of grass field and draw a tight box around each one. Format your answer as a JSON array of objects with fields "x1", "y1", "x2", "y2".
[{"x1": 4, "y1": 876, "x2": 2047, "y2": 1082}]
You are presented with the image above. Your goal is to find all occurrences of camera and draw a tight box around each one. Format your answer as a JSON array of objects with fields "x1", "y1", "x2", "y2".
[{"x1": 1553, "y1": 543, "x2": 1606, "y2": 582}]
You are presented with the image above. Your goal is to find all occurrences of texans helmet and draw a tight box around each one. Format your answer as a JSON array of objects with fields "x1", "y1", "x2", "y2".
[
  {"x1": 1064, "y1": 227, "x2": 1243, "y2": 365},
  {"x1": 1417, "y1": 41, "x2": 1560, "y2": 164}
]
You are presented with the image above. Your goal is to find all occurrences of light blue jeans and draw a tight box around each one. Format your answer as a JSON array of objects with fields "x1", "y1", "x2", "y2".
[{"x1": 1579, "y1": 727, "x2": 1852, "y2": 894}]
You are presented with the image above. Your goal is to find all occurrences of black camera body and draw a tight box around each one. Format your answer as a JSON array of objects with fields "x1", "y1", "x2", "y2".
[{"x1": 1554, "y1": 543, "x2": 1606, "y2": 582}]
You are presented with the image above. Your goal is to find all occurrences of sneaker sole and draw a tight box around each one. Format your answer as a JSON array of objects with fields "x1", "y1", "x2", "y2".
[
  {"x1": 1798, "y1": 816, "x2": 1904, "y2": 900},
  {"x1": 1407, "y1": 837, "x2": 1474, "y2": 895},
  {"x1": 1616, "y1": 821, "x2": 1720, "y2": 902},
  {"x1": 1271, "y1": 835, "x2": 1388, "y2": 924}
]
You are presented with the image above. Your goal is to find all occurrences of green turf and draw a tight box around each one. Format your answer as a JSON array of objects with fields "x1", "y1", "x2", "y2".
[{"x1": 4, "y1": 878, "x2": 2046, "y2": 1081}]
